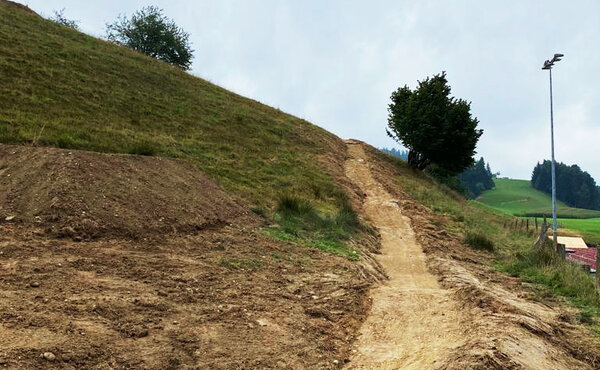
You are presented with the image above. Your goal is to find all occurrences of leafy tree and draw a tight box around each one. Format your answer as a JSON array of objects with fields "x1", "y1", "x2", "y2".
[
  {"x1": 106, "y1": 6, "x2": 193, "y2": 70},
  {"x1": 51, "y1": 8, "x2": 79, "y2": 30},
  {"x1": 387, "y1": 72, "x2": 482, "y2": 175}
]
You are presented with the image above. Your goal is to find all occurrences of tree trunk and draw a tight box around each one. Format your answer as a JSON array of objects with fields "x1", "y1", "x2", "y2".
[{"x1": 407, "y1": 150, "x2": 430, "y2": 170}]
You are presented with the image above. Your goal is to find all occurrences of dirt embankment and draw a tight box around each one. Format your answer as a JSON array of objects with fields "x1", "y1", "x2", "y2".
[
  {"x1": 0, "y1": 144, "x2": 377, "y2": 369},
  {"x1": 0, "y1": 145, "x2": 252, "y2": 240},
  {"x1": 354, "y1": 140, "x2": 600, "y2": 369}
]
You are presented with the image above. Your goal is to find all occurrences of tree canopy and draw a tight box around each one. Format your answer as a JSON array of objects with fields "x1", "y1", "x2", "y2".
[
  {"x1": 106, "y1": 6, "x2": 194, "y2": 70},
  {"x1": 531, "y1": 160, "x2": 600, "y2": 210},
  {"x1": 386, "y1": 72, "x2": 482, "y2": 175}
]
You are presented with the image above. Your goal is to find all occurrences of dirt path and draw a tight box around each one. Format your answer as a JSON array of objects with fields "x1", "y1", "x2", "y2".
[{"x1": 344, "y1": 141, "x2": 465, "y2": 369}]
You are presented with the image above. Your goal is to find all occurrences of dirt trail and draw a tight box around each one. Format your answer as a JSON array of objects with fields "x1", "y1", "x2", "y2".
[
  {"x1": 344, "y1": 141, "x2": 465, "y2": 369},
  {"x1": 345, "y1": 140, "x2": 600, "y2": 369}
]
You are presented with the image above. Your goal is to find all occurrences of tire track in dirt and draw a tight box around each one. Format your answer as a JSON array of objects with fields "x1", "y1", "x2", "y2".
[{"x1": 344, "y1": 141, "x2": 465, "y2": 369}]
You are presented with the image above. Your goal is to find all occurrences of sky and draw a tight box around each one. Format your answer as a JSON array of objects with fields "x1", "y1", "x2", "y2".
[{"x1": 16, "y1": 0, "x2": 600, "y2": 181}]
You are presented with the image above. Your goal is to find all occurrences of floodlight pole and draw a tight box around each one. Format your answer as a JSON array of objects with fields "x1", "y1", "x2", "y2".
[
  {"x1": 549, "y1": 67, "x2": 557, "y2": 247},
  {"x1": 542, "y1": 53, "x2": 563, "y2": 248}
]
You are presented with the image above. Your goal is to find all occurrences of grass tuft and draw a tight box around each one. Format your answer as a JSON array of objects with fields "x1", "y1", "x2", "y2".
[
  {"x1": 267, "y1": 194, "x2": 361, "y2": 260},
  {"x1": 128, "y1": 141, "x2": 160, "y2": 156},
  {"x1": 464, "y1": 232, "x2": 495, "y2": 252}
]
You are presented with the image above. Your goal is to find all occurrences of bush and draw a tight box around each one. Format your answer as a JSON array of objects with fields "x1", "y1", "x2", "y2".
[
  {"x1": 269, "y1": 194, "x2": 361, "y2": 260},
  {"x1": 464, "y1": 232, "x2": 495, "y2": 252},
  {"x1": 276, "y1": 195, "x2": 315, "y2": 216}
]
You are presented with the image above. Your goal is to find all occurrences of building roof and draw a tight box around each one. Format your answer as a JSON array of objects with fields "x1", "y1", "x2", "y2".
[
  {"x1": 557, "y1": 236, "x2": 588, "y2": 249},
  {"x1": 566, "y1": 248, "x2": 596, "y2": 272}
]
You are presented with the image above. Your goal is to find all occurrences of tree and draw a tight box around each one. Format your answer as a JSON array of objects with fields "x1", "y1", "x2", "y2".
[
  {"x1": 106, "y1": 6, "x2": 193, "y2": 70},
  {"x1": 458, "y1": 157, "x2": 495, "y2": 198},
  {"x1": 51, "y1": 8, "x2": 79, "y2": 30},
  {"x1": 386, "y1": 72, "x2": 482, "y2": 175},
  {"x1": 531, "y1": 160, "x2": 600, "y2": 210}
]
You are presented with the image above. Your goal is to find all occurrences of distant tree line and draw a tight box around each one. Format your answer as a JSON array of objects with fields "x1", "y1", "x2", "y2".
[
  {"x1": 458, "y1": 157, "x2": 495, "y2": 198},
  {"x1": 531, "y1": 160, "x2": 600, "y2": 210},
  {"x1": 381, "y1": 147, "x2": 408, "y2": 160}
]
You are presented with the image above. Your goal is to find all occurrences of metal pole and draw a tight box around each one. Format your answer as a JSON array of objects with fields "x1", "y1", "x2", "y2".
[{"x1": 549, "y1": 68, "x2": 558, "y2": 247}]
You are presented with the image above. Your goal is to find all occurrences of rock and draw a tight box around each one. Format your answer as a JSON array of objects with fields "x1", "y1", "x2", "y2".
[
  {"x1": 311, "y1": 295, "x2": 319, "y2": 300},
  {"x1": 4, "y1": 216, "x2": 15, "y2": 221},
  {"x1": 256, "y1": 319, "x2": 268, "y2": 327},
  {"x1": 60, "y1": 226, "x2": 76, "y2": 237},
  {"x1": 42, "y1": 352, "x2": 56, "y2": 361},
  {"x1": 30, "y1": 282, "x2": 40, "y2": 288},
  {"x1": 333, "y1": 359, "x2": 339, "y2": 365}
]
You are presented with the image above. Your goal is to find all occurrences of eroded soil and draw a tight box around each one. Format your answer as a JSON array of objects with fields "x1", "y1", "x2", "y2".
[
  {"x1": 345, "y1": 142, "x2": 465, "y2": 369},
  {"x1": 0, "y1": 144, "x2": 376, "y2": 368},
  {"x1": 348, "y1": 140, "x2": 600, "y2": 369}
]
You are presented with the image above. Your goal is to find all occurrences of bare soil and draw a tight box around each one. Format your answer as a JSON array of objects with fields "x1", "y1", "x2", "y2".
[
  {"x1": 0, "y1": 144, "x2": 376, "y2": 369},
  {"x1": 352, "y1": 140, "x2": 600, "y2": 369},
  {"x1": 2, "y1": 142, "x2": 600, "y2": 369}
]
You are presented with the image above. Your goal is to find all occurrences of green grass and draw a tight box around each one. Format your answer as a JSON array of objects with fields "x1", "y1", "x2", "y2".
[
  {"x1": 557, "y1": 218, "x2": 600, "y2": 245},
  {"x1": 476, "y1": 178, "x2": 600, "y2": 242},
  {"x1": 218, "y1": 258, "x2": 263, "y2": 270},
  {"x1": 0, "y1": 2, "x2": 345, "y2": 210},
  {"x1": 373, "y1": 151, "x2": 600, "y2": 329},
  {"x1": 265, "y1": 195, "x2": 362, "y2": 260},
  {"x1": 477, "y1": 178, "x2": 600, "y2": 219}
]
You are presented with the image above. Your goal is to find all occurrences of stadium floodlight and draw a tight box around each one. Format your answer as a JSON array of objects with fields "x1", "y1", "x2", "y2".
[{"x1": 541, "y1": 53, "x2": 564, "y2": 248}]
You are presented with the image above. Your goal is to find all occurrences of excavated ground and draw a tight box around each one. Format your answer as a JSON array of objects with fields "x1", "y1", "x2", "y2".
[
  {"x1": 2, "y1": 142, "x2": 600, "y2": 369},
  {"x1": 349, "y1": 140, "x2": 600, "y2": 369},
  {"x1": 0, "y1": 144, "x2": 376, "y2": 369}
]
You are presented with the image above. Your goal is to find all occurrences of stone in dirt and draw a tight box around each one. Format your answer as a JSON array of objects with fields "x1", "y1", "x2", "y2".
[{"x1": 41, "y1": 352, "x2": 56, "y2": 361}]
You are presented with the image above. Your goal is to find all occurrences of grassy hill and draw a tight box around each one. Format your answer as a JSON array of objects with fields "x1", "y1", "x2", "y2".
[
  {"x1": 0, "y1": 1, "x2": 347, "y2": 212},
  {"x1": 477, "y1": 178, "x2": 600, "y2": 243},
  {"x1": 477, "y1": 178, "x2": 600, "y2": 218},
  {"x1": 3, "y1": 2, "x2": 600, "y2": 362}
]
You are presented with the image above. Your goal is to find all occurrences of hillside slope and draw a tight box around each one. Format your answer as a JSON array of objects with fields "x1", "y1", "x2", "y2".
[
  {"x1": 0, "y1": 0, "x2": 350, "y2": 210},
  {"x1": 2, "y1": 1, "x2": 600, "y2": 368},
  {"x1": 477, "y1": 178, "x2": 600, "y2": 218}
]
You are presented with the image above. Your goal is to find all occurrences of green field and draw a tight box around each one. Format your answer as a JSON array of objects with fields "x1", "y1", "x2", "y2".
[
  {"x1": 477, "y1": 178, "x2": 600, "y2": 218},
  {"x1": 476, "y1": 178, "x2": 600, "y2": 243}
]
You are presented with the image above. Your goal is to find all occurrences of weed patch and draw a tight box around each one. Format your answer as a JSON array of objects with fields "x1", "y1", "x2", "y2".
[
  {"x1": 464, "y1": 232, "x2": 495, "y2": 252},
  {"x1": 218, "y1": 258, "x2": 263, "y2": 270},
  {"x1": 267, "y1": 195, "x2": 360, "y2": 260}
]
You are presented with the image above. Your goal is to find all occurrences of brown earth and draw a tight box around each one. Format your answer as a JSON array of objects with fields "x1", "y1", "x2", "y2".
[
  {"x1": 0, "y1": 145, "x2": 252, "y2": 240},
  {"x1": 350, "y1": 140, "x2": 600, "y2": 369},
  {"x1": 0, "y1": 144, "x2": 378, "y2": 369},
  {"x1": 2, "y1": 142, "x2": 600, "y2": 369}
]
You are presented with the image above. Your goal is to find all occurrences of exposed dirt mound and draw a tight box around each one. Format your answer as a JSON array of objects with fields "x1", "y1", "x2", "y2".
[{"x1": 0, "y1": 145, "x2": 251, "y2": 239}]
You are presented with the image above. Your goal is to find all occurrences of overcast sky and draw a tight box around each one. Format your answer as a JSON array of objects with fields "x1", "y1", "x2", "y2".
[{"x1": 17, "y1": 0, "x2": 600, "y2": 181}]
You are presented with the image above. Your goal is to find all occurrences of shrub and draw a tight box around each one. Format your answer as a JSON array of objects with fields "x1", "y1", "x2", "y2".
[
  {"x1": 464, "y1": 232, "x2": 495, "y2": 252},
  {"x1": 276, "y1": 195, "x2": 315, "y2": 216}
]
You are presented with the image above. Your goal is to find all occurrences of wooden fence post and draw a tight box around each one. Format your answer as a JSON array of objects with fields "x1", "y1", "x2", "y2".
[
  {"x1": 557, "y1": 243, "x2": 566, "y2": 259},
  {"x1": 596, "y1": 247, "x2": 600, "y2": 281}
]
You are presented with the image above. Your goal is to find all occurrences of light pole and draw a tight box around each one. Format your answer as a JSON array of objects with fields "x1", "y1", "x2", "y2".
[{"x1": 542, "y1": 53, "x2": 564, "y2": 247}]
